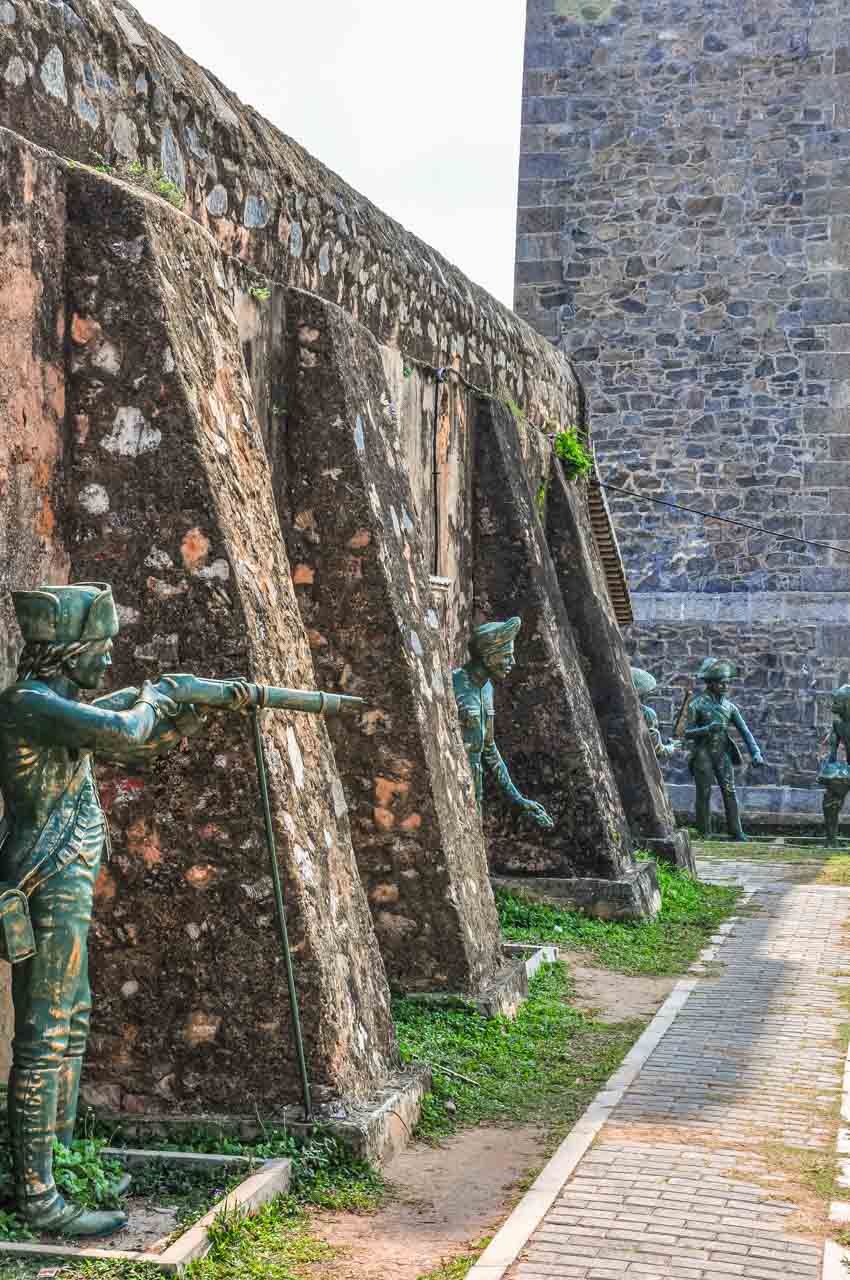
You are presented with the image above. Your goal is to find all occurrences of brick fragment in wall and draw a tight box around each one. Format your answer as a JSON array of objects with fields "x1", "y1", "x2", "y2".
[
  {"x1": 472, "y1": 398, "x2": 633, "y2": 879},
  {"x1": 64, "y1": 165, "x2": 397, "y2": 1113},
  {"x1": 0, "y1": 0, "x2": 581, "y2": 429},
  {"x1": 545, "y1": 459, "x2": 677, "y2": 845},
  {"x1": 276, "y1": 289, "x2": 502, "y2": 996}
]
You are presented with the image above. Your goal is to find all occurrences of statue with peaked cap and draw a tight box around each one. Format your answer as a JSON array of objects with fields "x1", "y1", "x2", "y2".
[
  {"x1": 0, "y1": 583, "x2": 203, "y2": 1237},
  {"x1": 817, "y1": 684, "x2": 850, "y2": 846},
  {"x1": 631, "y1": 668, "x2": 680, "y2": 762},
  {"x1": 684, "y1": 658, "x2": 764, "y2": 841},
  {"x1": 452, "y1": 618, "x2": 554, "y2": 831}
]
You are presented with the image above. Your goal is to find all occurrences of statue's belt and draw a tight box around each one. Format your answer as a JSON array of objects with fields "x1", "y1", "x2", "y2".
[
  {"x1": 689, "y1": 738, "x2": 744, "y2": 766},
  {"x1": 0, "y1": 758, "x2": 94, "y2": 964}
]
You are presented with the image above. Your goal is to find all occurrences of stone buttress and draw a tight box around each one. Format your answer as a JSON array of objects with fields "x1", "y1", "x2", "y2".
[
  {"x1": 472, "y1": 398, "x2": 634, "y2": 881},
  {"x1": 274, "y1": 289, "x2": 502, "y2": 995},
  {"x1": 63, "y1": 165, "x2": 398, "y2": 1114},
  {"x1": 545, "y1": 459, "x2": 693, "y2": 869}
]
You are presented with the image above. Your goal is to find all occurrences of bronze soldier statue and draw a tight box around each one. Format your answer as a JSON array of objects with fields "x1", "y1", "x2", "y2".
[
  {"x1": 684, "y1": 658, "x2": 764, "y2": 841},
  {"x1": 818, "y1": 684, "x2": 850, "y2": 847},
  {"x1": 452, "y1": 618, "x2": 553, "y2": 830},
  {"x1": 631, "y1": 667, "x2": 680, "y2": 762},
  {"x1": 0, "y1": 582, "x2": 362, "y2": 1236}
]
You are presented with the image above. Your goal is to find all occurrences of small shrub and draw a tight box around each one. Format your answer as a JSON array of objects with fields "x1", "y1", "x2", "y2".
[
  {"x1": 248, "y1": 284, "x2": 272, "y2": 302},
  {"x1": 552, "y1": 425, "x2": 592, "y2": 480}
]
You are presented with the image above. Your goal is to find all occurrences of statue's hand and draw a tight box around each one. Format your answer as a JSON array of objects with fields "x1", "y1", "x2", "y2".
[
  {"x1": 228, "y1": 680, "x2": 254, "y2": 713},
  {"x1": 751, "y1": 753, "x2": 765, "y2": 767},
  {"x1": 136, "y1": 679, "x2": 179, "y2": 721},
  {"x1": 521, "y1": 799, "x2": 555, "y2": 830}
]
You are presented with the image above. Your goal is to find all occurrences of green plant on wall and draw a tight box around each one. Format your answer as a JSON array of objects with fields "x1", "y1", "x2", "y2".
[
  {"x1": 552, "y1": 425, "x2": 592, "y2": 480},
  {"x1": 535, "y1": 481, "x2": 547, "y2": 520}
]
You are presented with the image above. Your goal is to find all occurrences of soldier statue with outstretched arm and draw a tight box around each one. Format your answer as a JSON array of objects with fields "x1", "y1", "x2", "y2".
[
  {"x1": 684, "y1": 658, "x2": 764, "y2": 842},
  {"x1": 0, "y1": 582, "x2": 362, "y2": 1237},
  {"x1": 452, "y1": 617, "x2": 553, "y2": 830}
]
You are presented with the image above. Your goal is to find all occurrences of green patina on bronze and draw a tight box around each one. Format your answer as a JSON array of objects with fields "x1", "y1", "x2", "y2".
[
  {"x1": 630, "y1": 667, "x2": 680, "y2": 762},
  {"x1": 684, "y1": 658, "x2": 764, "y2": 842},
  {"x1": 818, "y1": 685, "x2": 850, "y2": 846},
  {"x1": 0, "y1": 582, "x2": 362, "y2": 1238},
  {"x1": 452, "y1": 618, "x2": 554, "y2": 831}
]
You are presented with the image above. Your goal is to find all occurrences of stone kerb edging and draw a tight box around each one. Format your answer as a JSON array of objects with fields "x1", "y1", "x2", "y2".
[
  {"x1": 466, "y1": 900, "x2": 754, "y2": 1280},
  {"x1": 824, "y1": 1024, "x2": 850, "y2": 1278}
]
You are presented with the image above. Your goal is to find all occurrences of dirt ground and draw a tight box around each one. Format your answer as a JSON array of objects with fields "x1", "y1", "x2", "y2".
[
  {"x1": 559, "y1": 949, "x2": 676, "y2": 1022},
  {"x1": 309, "y1": 952, "x2": 674, "y2": 1280},
  {"x1": 40, "y1": 1197, "x2": 178, "y2": 1254}
]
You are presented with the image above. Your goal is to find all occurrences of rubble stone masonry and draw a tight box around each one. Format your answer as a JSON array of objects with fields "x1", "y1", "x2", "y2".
[{"x1": 517, "y1": 0, "x2": 850, "y2": 816}]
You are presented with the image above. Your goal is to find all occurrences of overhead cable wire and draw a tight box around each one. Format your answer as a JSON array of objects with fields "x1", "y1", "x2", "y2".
[{"x1": 592, "y1": 478, "x2": 850, "y2": 559}]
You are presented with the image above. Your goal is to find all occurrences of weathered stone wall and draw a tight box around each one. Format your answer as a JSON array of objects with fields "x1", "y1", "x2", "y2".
[
  {"x1": 516, "y1": 0, "x2": 850, "y2": 805},
  {"x1": 272, "y1": 287, "x2": 502, "y2": 995},
  {"x1": 0, "y1": 0, "x2": 581, "y2": 431},
  {"x1": 0, "y1": 128, "x2": 69, "y2": 693},
  {"x1": 0, "y1": 127, "x2": 67, "y2": 1085},
  {"x1": 63, "y1": 160, "x2": 398, "y2": 1114}
]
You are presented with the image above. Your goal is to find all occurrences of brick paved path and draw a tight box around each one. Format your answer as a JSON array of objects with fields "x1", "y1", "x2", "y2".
[{"x1": 508, "y1": 862, "x2": 850, "y2": 1280}]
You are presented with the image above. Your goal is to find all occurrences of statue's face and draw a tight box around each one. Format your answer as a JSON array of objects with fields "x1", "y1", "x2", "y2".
[
  {"x1": 707, "y1": 678, "x2": 728, "y2": 699},
  {"x1": 483, "y1": 644, "x2": 516, "y2": 682},
  {"x1": 66, "y1": 638, "x2": 114, "y2": 690}
]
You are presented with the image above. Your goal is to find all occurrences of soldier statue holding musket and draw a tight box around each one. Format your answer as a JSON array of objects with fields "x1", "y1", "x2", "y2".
[
  {"x1": 0, "y1": 582, "x2": 361, "y2": 1237},
  {"x1": 684, "y1": 658, "x2": 764, "y2": 842}
]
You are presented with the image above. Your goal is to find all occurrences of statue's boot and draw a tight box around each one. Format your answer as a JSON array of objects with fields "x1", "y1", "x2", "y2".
[
  {"x1": 10, "y1": 1066, "x2": 127, "y2": 1237},
  {"x1": 56, "y1": 1058, "x2": 131, "y2": 1198}
]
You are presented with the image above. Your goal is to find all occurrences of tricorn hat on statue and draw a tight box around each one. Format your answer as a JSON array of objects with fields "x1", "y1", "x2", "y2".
[
  {"x1": 631, "y1": 667, "x2": 657, "y2": 696},
  {"x1": 12, "y1": 583, "x2": 120, "y2": 646},
  {"x1": 697, "y1": 657, "x2": 737, "y2": 682},
  {"x1": 470, "y1": 616, "x2": 521, "y2": 659}
]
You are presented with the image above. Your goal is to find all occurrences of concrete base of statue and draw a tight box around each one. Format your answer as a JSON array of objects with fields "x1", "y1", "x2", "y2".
[
  {"x1": 87, "y1": 1064, "x2": 431, "y2": 1170},
  {"x1": 492, "y1": 859, "x2": 662, "y2": 923}
]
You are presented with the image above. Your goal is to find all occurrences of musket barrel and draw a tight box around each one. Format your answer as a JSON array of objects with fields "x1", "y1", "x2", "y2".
[{"x1": 157, "y1": 674, "x2": 364, "y2": 716}]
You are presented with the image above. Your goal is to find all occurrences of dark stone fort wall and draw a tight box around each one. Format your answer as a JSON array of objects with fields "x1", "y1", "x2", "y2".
[{"x1": 516, "y1": 0, "x2": 850, "y2": 809}]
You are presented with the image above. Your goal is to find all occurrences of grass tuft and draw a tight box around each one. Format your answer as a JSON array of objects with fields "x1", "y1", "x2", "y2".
[
  {"x1": 417, "y1": 1237, "x2": 491, "y2": 1279},
  {"x1": 496, "y1": 861, "x2": 740, "y2": 975}
]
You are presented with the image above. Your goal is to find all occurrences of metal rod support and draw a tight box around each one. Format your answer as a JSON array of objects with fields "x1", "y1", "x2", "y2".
[{"x1": 250, "y1": 709, "x2": 313, "y2": 1122}]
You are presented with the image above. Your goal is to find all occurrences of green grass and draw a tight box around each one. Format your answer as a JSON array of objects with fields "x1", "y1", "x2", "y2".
[
  {"x1": 496, "y1": 861, "x2": 740, "y2": 975},
  {"x1": 394, "y1": 961, "x2": 640, "y2": 1143}
]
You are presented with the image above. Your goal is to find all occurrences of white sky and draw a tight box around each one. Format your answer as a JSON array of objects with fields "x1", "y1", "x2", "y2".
[{"x1": 134, "y1": 0, "x2": 527, "y2": 307}]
